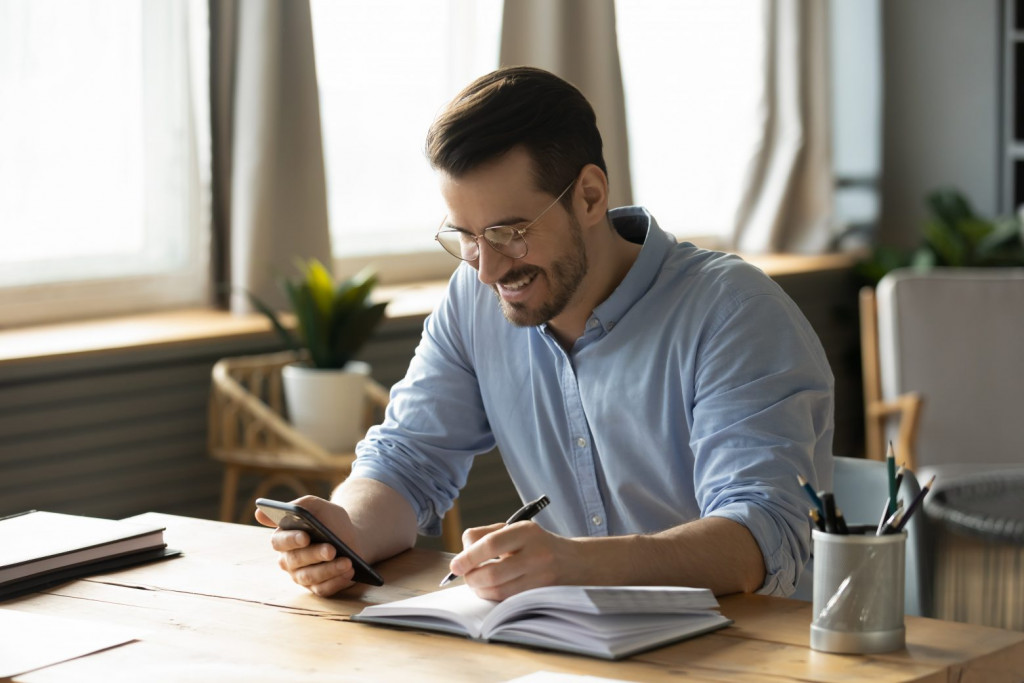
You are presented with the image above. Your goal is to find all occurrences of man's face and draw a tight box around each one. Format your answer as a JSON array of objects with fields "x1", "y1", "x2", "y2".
[{"x1": 439, "y1": 148, "x2": 588, "y2": 328}]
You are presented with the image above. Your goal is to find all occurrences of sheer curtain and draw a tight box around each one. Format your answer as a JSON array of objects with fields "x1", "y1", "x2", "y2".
[
  {"x1": 730, "y1": 0, "x2": 834, "y2": 253},
  {"x1": 209, "y1": 0, "x2": 332, "y2": 313},
  {"x1": 501, "y1": 0, "x2": 835, "y2": 254}
]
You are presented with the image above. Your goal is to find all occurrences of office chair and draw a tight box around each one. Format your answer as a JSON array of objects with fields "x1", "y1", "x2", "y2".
[
  {"x1": 862, "y1": 267, "x2": 1024, "y2": 481},
  {"x1": 792, "y1": 455, "x2": 931, "y2": 617}
]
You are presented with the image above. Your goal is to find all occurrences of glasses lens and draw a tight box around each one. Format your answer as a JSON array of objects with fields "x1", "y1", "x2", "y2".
[
  {"x1": 436, "y1": 229, "x2": 478, "y2": 261},
  {"x1": 484, "y1": 227, "x2": 527, "y2": 258}
]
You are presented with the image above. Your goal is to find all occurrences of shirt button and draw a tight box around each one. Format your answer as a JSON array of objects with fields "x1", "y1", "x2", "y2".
[
  {"x1": 588, "y1": 319, "x2": 599, "y2": 328},
  {"x1": 591, "y1": 515, "x2": 603, "y2": 526},
  {"x1": 607, "y1": 321, "x2": 616, "y2": 330},
  {"x1": 576, "y1": 437, "x2": 587, "y2": 448}
]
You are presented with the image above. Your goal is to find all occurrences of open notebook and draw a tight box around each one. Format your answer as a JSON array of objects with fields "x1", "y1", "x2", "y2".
[{"x1": 352, "y1": 584, "x2": 731, "y2": 660}]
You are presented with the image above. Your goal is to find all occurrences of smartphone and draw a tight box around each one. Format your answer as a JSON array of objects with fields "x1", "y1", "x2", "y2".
[{"x1": 255, "y1": 498, "x2": 384, "y2": 586}]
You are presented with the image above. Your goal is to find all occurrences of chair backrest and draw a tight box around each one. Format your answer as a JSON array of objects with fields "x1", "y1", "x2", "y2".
[
  {"x1": 792, "y1": 455, "x2": 931, "y2": 617},
  {"x1": 875, "y1": 268, "x2": 1024, "y2": 473}
]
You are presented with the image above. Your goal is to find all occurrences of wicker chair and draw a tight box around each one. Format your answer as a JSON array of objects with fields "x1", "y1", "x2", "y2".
[{"x1": 208, "y1": 351, "x2": 462, "y2": 552}]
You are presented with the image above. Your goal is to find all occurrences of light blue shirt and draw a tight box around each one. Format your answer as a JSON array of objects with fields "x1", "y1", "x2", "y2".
[{"x1": 352, "y1": 207, "x2": 834, "y2": 596}]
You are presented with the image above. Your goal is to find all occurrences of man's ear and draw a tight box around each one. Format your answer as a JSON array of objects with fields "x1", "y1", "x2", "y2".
[{"x1": 575, "y1": 164, "x2": 609, "y2": 228}]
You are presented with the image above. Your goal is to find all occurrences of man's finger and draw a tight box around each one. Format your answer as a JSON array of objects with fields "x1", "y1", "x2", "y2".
[
  {"x1": 255, "y1": 509, "x2": 276, "y2": 528},
  {"x1": 453, "y1": 523, "x2": 531, "y2": 576},
  {"x1": 461, "y1": 522, "x2": 503, "y2": 548},
  {"x1": 279, "y1": 543, "x2": 336, "y2": 572},
  {"x1": 270, "y1": 529, "x2": 312, "y2": 552},
  {"x1": 293, "y1": 557, "x2": 353, "y2": 589}
]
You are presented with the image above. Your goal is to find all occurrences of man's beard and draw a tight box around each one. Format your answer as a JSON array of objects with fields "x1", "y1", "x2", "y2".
[{"x1": 492, "y1": 216, "x2": 588, "y2": 327}]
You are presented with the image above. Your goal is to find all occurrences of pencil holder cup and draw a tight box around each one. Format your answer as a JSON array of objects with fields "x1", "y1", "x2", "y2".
[{"x1": 809, "y1": 529, "x2": 906, "y2": 654}]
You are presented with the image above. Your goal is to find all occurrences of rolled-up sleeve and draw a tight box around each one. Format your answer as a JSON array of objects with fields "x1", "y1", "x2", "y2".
[
  {"x1": 351, "y1": 268, "x2": 494, "y2": 536},
  {"x1": 690, "y1": 291, "x2": 835, "y2": 596}
]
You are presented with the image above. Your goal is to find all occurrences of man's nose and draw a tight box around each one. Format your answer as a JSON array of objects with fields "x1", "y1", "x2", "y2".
[{"x1": 474, "y1": 240, "x2": 510, "y2": 286}]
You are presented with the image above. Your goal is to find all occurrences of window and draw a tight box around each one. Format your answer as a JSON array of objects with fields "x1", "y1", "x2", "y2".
[
  {"x1": 615, "y1": 0, "x2": 765, "y2": 246},
  {"x1": 0, "y1": 0, "x2": 207, "y2": 327},
  {"x1": 311, "y1": 0, "x2": 502, "y2": 283}
]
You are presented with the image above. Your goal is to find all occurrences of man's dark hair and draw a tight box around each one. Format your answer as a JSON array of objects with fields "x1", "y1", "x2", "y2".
[{"x1": 425, "y1": 66, "x2": 607, "y2": 204}]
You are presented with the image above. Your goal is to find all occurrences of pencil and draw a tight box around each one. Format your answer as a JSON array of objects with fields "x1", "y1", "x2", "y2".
[
  {"x1": 835, "y1": 509, "x2": 850, "y2": 535},
  {"x1": 894, "y1": 465, "x2": 905, "y2": 497},
  {"x1": 876, "y1": 497, "x2": 892, "y2": 535},
  {"x1": 808, "y1": 508, "x2": 822, "y2": 531},
  {"x1": 797, "y1": 475, "x2": 824, "y2": 515},
  {"x1": 886, "y1": 441, "x2": 897, "y2": 517},
  {"x1": 820, "y1": 492, "x2": 838, "y2": 534},
  {"x1": 894, "y1": 475, "x2": 935, "y2": 533},
  {"x1": 877, "y1": 507, "x2": 905, "y2": 536}
]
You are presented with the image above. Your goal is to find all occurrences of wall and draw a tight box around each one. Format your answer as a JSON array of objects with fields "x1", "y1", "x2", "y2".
[{"x1": 879, "y1": 0, "x2": 1003, "y2": 247}]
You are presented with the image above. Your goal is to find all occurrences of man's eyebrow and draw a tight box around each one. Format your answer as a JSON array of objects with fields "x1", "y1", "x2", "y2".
[{"x1": 442, "y1": 215, "x2": 530, "y2": 232}]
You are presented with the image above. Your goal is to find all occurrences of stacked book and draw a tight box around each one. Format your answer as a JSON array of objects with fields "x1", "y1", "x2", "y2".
[{"x1": 0, "y1": 510, "x2": 179, "y2": 600}]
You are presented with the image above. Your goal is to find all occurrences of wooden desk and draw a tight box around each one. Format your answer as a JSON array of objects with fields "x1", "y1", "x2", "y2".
[{"x1": 4, "y1": 514, "x2": 1023, "y2": 682}]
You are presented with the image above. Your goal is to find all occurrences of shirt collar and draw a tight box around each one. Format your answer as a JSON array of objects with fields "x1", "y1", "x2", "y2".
[{"x1": 588, "y1": 206, "x2": 675, "y2": 333}]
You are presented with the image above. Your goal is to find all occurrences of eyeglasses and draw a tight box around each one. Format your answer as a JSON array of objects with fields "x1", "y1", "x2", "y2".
[{"x1": 434, "y1": 179, "x2": 576, "y2": 262}]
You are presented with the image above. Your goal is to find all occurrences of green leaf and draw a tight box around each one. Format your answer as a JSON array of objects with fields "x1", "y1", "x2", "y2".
[
  {"x1": 926, "y1": 189, "x2": 976, "y2": 228},
  {"x1": 921, "y1": 218, "x2": 965, "y2": 266},
  {"x1": 957, "y1": 217, "x2": 995, "y2": 253},
  {"x1": 977, "y1": 218, "x2": 1023, "y2": 254},
  {"x1": 287, "y1": 282, "x2": 324, "y2": 366},
  {"x1": 304, "y1": 259, "x2": 335, "y2": 321},
  {"x1": 245, "y1": 289, "x2": 301, "y2": 351},
  {"x1": 249, "y1": 261, "x2": 389, "y2": 369},
  {"x1": 860, "y1": 187, "x2": 1024, "y2": 284},
  {"x1": 910, "y1": 247, "x2": 936, "y2": 269},
  {"x1": 330, "y1": 301, "x2": 389, "y2": 367}
]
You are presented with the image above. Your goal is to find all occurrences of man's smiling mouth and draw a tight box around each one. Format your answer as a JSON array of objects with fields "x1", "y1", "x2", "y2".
[{"x1": 499, "y1": 271, "x2": 537, "y2": 292}]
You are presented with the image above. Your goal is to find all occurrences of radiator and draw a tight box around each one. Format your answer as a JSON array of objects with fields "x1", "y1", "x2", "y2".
[{"x1": 0, "y1": 267, "x2": 858, "y2": 546}]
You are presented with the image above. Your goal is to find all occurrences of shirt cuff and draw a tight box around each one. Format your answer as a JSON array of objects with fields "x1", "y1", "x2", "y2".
[
  {"x1": 707, "y1": 502, "x2": 807, "y2": 597},
  {"x1": 350, "y1": 458, "x2": 445, "y2": 537}
]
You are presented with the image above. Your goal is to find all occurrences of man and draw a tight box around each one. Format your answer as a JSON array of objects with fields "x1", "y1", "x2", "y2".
[{"x1": 257, "y1": 66, "x2": 834, "y2": 601}]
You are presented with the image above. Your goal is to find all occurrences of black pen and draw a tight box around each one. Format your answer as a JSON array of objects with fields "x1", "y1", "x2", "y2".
[{"x1": 439, "y1": 495, "x2": 550, "y2": 587}]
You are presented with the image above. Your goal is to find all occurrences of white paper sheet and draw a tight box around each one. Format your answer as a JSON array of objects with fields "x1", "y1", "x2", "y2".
[{"x1": 0, "y1": 608, "x2": 135, "y2": 677}]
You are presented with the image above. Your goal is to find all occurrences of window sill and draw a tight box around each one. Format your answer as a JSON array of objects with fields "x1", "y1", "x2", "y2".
[{"x1": 0, "y1": 252, "x2": 858, "y2": 368}]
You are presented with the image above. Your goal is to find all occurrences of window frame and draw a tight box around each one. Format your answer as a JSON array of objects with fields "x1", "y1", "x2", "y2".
[{"x1": 0, "y1": 0, "x2": 209, "y2": 328}]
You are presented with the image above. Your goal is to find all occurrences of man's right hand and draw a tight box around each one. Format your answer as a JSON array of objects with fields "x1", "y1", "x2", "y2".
[{"x1": 254, "y1": 495, "x2": 360, "y2": 597}]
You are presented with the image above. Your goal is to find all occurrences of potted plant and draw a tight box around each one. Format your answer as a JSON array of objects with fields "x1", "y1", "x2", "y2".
[
  {"x1": 858, "y1": 188, "x2": 1024, "y2": 285},
  {"x1": 249, "y1": 259, "x2": 389, "y2": 453}
]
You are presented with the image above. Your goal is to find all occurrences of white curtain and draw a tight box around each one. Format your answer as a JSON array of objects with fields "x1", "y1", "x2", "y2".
[
  {"x1": 210, "y1": 0, "x2": 333, "y2": 312},
  {"x1": 499, "y1": 0, "x2": 634, "y2": 209},
  {"x1": 730, "y1": 0, "x2": 834, "y2": 253}
]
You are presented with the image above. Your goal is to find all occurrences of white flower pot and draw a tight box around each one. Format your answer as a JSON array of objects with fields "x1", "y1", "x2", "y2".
[{"x1": 281, "y1": 360, "x2": 371, "y2": 453}]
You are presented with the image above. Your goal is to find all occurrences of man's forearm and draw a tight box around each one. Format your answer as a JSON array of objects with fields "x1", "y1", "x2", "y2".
[
  {"x1": 331, "y1": 477, "x2": 419, "y2": 564},
  {"x1": 568, "y1": 517, "x2": 766, "y2": 595}
]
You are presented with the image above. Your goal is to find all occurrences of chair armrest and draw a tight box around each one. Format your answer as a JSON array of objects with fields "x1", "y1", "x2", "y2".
[{"x1": 865, "y1": 392, "x2": 923, "y2": 471}]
